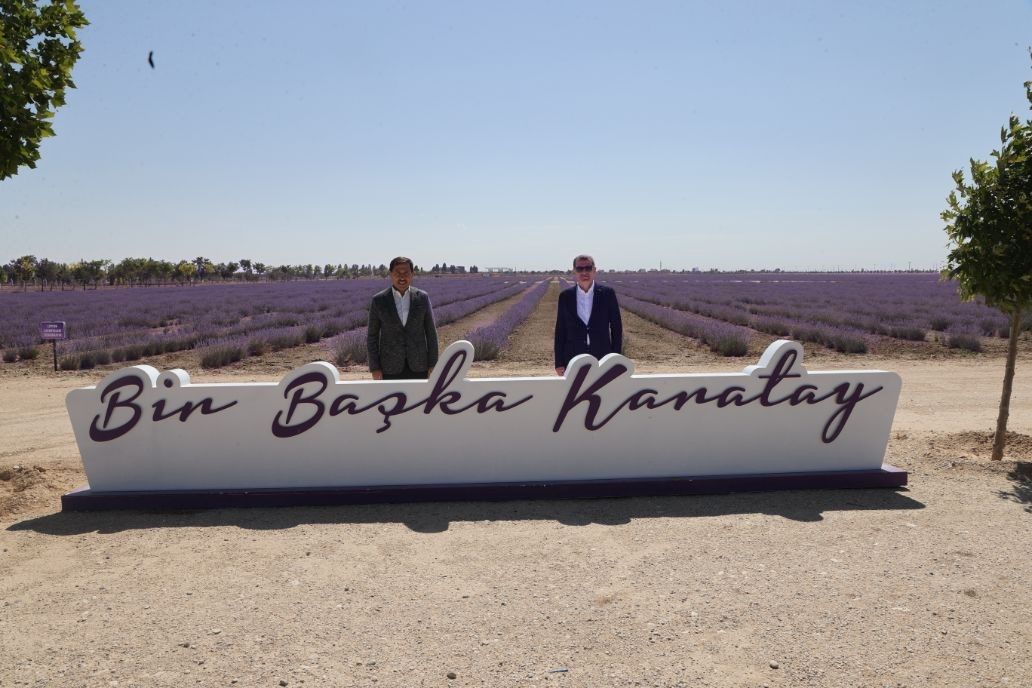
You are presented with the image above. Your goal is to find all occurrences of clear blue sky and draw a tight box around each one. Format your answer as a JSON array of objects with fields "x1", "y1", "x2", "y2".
[{"x1": 2, "y1": 1, "x2": 1030, "y2": 271}]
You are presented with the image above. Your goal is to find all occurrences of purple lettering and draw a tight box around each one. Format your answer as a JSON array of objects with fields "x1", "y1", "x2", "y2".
[
  {"x1": 373, "y1": 392, "x2": 411, "y2": 433},
  {"x1": 549, "y1": 345, "x2": 883, "y2": 442},
  {"x1": 576, "y1": 387, "x2": 661, "y2": 430},
  {"x1": 272, "y1": 371, "x2": 328, "y2": 438},
  {"x1": 716, "y1": 386, "x2": 748, "y2": 408},
  {"x1": 329, "y1": 394, "x2": 360, "y2": 416},
  {"x1": 757, "y1": 349, "x2": 803, "y2": 406},
  {"x1": 821, "y1": 382, "x2": 883, "y2": 443},
  {"x1": 152, "y1": 398, "x2": 237, "y2": 422},
  {"x1": 552, "y1": 363, "x2": 628, "y2": 432},
  {"x1": 423, "y1": 348, "x2": 469, "y2": 415},
  {"x1": 474, "y1": 391, "x2": 531, "y2": 413},
  {"x1": 667, "y1": 388, "x2": 711, "y2": 410},
  {"x1": 89, "y1": 376, "x2": 144, "y2": 442},
  {"x1": 787, "y1": 384, "x2": 820, "y2": 405},
  {"x1": 628, "y1": 388, "x2": 660, "y2": 410}
]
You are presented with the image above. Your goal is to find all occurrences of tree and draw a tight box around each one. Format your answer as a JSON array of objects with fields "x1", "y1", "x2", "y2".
[
  {"x1": 193, "y1": 256, "x2": 212, "y2": 280},
  {"x1": 1, "y1": 0, "x2": 88, "y2": 180},
  {"x1": 217, "y1": 261, "x2": 238, "y2": 280},
  {"x1": 69, "y1": 258, "x2": 98, "y2": 289},
  {"x1": 7, "y1": 254, "x2": 37, "y2": 289},
  {"x1": 153, "y1": 258, "x2": 174, "y2": 285},
  {"x1": 174, "y1": 260, "x2": 197, "y2": 285},
  {"x1": 942, "y1": 62, "x2": 1032, "y2": 461},
  {"x1": 35, "y1": 256, "x2": 59, "y2": 288}
]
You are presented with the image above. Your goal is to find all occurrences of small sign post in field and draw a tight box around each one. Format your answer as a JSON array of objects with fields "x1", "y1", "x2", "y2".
[{"x1": 39, "y1": 321, "x2": 66, "y2": 372}]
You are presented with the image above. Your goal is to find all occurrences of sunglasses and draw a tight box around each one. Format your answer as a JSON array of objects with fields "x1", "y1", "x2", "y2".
[{"x1": 573, "y1": 265, "x2": 595, "y2": 273}]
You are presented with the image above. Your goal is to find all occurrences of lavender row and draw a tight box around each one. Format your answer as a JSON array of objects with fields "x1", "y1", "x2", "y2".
[
  {"x1": 465, "y1": 280, "x2": 550, "y2": 360},
  {"x1": 1, "y1": 276, "x2": 531, "y2": 367},
  {"x1": 606, "y1": 272, "x2": 1021, "y2": 341},
  {"x1": 322, "y1": 280, "x2": 533, "y2": 368},
  {"x1": 619, "y1": 294, "x2": 752, "y2": 357},
  {"x1": 612, "y1": 282, "x2": 869, "y2": 353},
  {"x1": 194, "y1": 280, "x2": 533, "y2": 369},
  {"x1": 614, "y1": 279, "x2": 895, "y2": 347},
  {"x1": 0, "y1": 276, "x2": 523, "y2": 352}
]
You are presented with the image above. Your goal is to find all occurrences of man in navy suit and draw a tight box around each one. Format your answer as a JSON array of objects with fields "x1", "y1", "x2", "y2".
[{"x1": 554, "y1": 254, "x2": 623, "y2": 376}]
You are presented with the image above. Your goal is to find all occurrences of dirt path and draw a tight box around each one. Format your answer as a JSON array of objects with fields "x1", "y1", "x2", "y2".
[
  {"x1": 1, "y1": 287, "x2": 1031, "y2": 687},
  {"x1": 435, "y1": 280, "x2": 544, "y2": 354},
  {"x1": 472, "y1": 284, "x2": 797, "y2": 376}
]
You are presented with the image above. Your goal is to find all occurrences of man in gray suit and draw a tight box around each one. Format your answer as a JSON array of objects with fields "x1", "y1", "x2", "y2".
[{"x1": 367, "y1": 256, "x2": 439, "y2": 380}]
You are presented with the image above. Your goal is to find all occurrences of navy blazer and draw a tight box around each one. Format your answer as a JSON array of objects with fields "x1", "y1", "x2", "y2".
[{"x1": 554, "y1": 283, "x2": 623, "y2": 369}]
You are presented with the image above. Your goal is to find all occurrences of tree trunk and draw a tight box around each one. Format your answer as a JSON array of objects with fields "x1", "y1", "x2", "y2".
[{"x1": 991, "y1": 309, "x2": 1022, "y2": 461}]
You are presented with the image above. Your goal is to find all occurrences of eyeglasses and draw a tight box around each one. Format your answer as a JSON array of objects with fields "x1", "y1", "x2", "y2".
[{"x1": 573, "y1": 265, "x2": 595, "y2": 273}]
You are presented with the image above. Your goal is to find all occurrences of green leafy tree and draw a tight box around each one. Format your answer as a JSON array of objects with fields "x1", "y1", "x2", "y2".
[
  {"x1": 54, "y1": 260, "x2": 71, "y2": 288},
  {"x1": 7, "y1": 253, "x2": 37, "y2": 289},
  {"x1": 153, "y1": 258, "x2": 174, "y2": 285},
  {"x1": 36, "y1": 256, "x2": 59, "y2": 289},
  {"x1": 1, "y1": 0, "x2": 88, "y2": 180},
  {"x1": 942, "y1": 62, "x2": 1032, "y2": 461},
  {"x1": 174, "y1": 260, "x2": 197, "y2": 284},
  {"x1": 217, "y1": 261, "x2": 238, "y2": 280}
]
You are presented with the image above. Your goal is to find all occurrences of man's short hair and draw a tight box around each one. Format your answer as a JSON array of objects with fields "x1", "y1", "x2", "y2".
[
  {"x1": 389, "y1": 256, "x2": 414, "y2": 272},
  {"x1": 572, "y1": 254, "x2": 595, "y2": 269}
]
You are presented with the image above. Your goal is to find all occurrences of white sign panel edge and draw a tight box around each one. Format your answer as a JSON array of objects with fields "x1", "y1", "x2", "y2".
[{"x1": 63, "y1": 339, "x2": 904, "y2": 498}]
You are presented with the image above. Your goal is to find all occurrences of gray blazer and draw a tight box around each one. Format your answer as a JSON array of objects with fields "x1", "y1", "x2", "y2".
[{"x1": 366, "y1": 286, "x2": 439, "y2": 374}]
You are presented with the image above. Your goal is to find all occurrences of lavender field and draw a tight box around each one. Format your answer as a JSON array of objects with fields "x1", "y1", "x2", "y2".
[
  {"x1": 321, "y1": 278, "x2": 545, "y2": 366},
  {"x1": 1, "y1": 272, "x2": 1027, "y2": 370},
  {"x1": 465, "y1": 279, "x2": 550, "y2": 360},
  {"x1": 0, "y1": 276, "x2": 531, "y2": 369},
  {"x1": 602, "y1": 272, "x2": 1030, "y2": 356}
]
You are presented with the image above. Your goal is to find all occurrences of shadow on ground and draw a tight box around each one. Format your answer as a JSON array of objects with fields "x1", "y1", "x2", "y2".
[
  {"x1": 9, "y1": 488, "x2": 924, "y2": 535},
  {"x1": 998, "y1": 461, "x2": 1032, "y2": 513}
]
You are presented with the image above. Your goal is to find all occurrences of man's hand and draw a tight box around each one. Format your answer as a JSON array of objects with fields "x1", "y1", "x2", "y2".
[
  {"x1": 554, "y1": 367, "x2": 565, "y2": 376},
  {"x1": 371, "y1": 370, "x2": 383, "y2": 380}
]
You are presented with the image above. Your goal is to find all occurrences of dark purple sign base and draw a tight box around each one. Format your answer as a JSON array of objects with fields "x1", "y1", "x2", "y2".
[{"x1": 61, "y1": 465, "x2": 907, "y2": 511}]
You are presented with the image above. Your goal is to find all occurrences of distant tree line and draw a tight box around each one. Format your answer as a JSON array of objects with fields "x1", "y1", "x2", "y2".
[{"x1": 0, "y1": 255, "x2": 483, "y2": 291}]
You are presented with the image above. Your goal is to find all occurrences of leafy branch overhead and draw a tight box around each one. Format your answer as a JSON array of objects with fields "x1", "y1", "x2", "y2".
[{"x1": 0, "y1": 0, "x2": 89, "y2": 180}]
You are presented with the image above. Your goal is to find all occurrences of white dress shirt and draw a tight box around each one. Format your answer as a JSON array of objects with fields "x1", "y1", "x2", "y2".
[
  {"x1": 577, "y1": 281, "x2": 594, "y2": 344},
  {"x1": 392, "y1": 287, "x2": 411, "y2": 326}
]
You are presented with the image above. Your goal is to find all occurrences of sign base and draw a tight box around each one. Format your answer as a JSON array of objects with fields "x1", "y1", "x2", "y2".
[{"x1": 61, "y1": 465, "x2": 907, "y2": 511}]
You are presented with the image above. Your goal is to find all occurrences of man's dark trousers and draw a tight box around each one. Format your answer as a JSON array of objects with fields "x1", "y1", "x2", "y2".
[{"x1": 382, "y1": 363, "x2": 428, "y2": 380}]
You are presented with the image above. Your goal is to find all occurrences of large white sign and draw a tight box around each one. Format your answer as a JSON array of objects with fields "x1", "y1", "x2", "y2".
[{"x1": 63, "y1": 340, "x2": 904, "y2": 506}]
